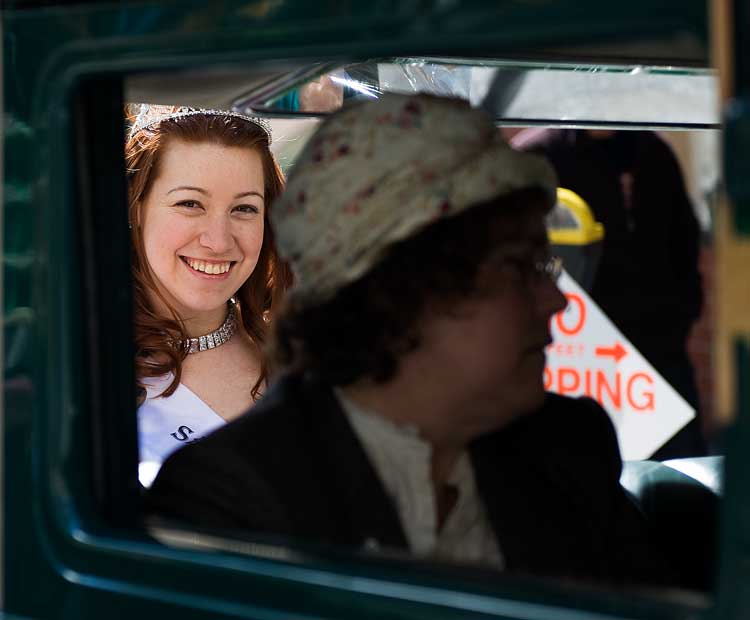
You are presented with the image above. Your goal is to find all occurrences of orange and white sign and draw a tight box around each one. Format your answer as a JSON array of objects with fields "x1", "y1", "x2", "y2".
[{"x1": 545, "y1": 271, "x2": 695, "y2": 460}]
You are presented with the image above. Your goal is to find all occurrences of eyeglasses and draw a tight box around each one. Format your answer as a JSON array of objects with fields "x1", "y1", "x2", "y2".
[
  {"x1": 485, "y1": 250, "x2": 563, "y2": 287},
  {"x1": 534, "y1": 255, "x2": 563, "y2": 282}
]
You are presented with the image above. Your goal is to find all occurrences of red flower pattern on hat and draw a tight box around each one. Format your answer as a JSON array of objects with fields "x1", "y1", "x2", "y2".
[{"x1": 272, "y1": 93, "x2": 557, "y2": 304}]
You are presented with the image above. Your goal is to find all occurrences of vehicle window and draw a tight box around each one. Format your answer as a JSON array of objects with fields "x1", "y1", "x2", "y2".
[
  {"x1": 81, "y1": 60, "x2": 725, "y2": 619},
  {"x1": 243, "y1": 59, "x2": 719, "y2": 130}
]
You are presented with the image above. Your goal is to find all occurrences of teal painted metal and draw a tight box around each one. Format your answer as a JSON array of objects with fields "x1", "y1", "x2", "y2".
[
  {"x1": 724, "y1": 0, "x2": 750, "y2": 235},
  {"x1": 723, "y1": 99, "x2": 750, "y2": 235},
  {"x1": 719, "y1": 3, "x2": 750, "y2": 613},
  {"x1": 734, "y1": 0, "x2": 750, "y2": 98},
  {"x1": 1, "y1": 1, "x2": 727, "y2": 619},
  {"x1": 714, "y1": 340, "x2": 750, "y2": 620}
]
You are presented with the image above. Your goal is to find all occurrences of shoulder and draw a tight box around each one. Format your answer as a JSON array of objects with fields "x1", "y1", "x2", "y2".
[
  {"x1": 635, "y1": 132, "x2": 682, "y2": 170},
  {"x1": 145, "y1": 372, "x2": 335, "y2": 528},
  {"x1": 521, "y1": 392, "x2": 615, "y2": 437},
  {"x1": 140, "y1": 373, "x2": 175, "y2": 398},
  {"x1": 145, "y1": 429, "x2": 293, "y2": 530},
  {"x1": 138, "y1": 375, "x2": 226, "y2": 464},
  {"x1": 497, "y1": 393, "x2": 621, "y2": 473},
  {"x1": 637, "y1": 130, "x2": 671, "y2": 150},
  {"x1": 159, "y1": 371, "x2": 316, "y2": 463}
]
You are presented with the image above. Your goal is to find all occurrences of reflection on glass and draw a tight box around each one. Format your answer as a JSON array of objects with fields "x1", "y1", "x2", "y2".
[{"x1": 248, "y1": 59, "x2": 718, "y2": 128}]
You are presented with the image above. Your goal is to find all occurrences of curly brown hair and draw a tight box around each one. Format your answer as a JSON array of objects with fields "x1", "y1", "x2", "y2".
[
  {"x1": 126, "y1": 110, "x2": 292, "y2": 400},
  {"x1": 273, "y1": 188, "x2": 549, "y2": 386}
]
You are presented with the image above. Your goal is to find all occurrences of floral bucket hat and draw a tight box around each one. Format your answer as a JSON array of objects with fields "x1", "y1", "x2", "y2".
[{"x1": 272, "y1": 93, "x2": 557, "y2": 305}]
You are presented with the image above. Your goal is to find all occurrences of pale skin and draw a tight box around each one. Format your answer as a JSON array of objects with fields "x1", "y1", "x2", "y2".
[
  {"x1": 140, "y1": 139, "x2": 267, "y2": 421},
  {"x1": 340, "y1": 209, "x2": 567, "y2": 525}
]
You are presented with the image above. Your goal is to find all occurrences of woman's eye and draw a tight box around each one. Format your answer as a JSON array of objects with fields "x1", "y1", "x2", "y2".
[
  {"x1": 233, "y1": 204, "x2": 260, "y2": 215},
  {"x1": 175, "y1": 200, "x2": 202, "y2": 210}
]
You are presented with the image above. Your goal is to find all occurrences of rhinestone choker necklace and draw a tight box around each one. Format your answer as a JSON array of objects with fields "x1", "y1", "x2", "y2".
[{"x1": 182, "y1": 303, "x2": 238, "y2": 354}]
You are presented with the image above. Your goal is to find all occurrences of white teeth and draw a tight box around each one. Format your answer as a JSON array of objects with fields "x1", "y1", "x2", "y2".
[{"x1": 185, "y1": 258, "x2": 231, "y2": 274}]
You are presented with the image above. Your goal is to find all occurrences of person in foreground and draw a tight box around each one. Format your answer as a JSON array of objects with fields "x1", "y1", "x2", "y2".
[
  {"x1": 126, "y1": 105, "x2": 290, "y2": 485},
  {"x1": 147, "y1": 94, "x2": 673, "y2": 586}
]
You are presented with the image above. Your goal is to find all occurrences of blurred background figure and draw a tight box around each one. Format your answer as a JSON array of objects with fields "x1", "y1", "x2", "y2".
[{"x1": 513, "y1": 128, "x2": 707, "y2": 459}]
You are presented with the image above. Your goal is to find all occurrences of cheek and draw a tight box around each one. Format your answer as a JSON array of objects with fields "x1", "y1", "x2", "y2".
[
  {"x1": 484, "y1": 298, "x2": 527, "y2": 341},
  {"x1": 481, "y1": 325, "x2": 523, "y2": 373},
  {"x1": 238, "y1": 220, "x2": 265, "y2": 260},
  {"x1": 447, "y1": 308, "x2": 523, "y2": 374},
  {"x1": 475, "y1": 303, "x2": 534, "y2": 373},
  {"x1": 142, "y1": 216, "x2": 195, "y2": 267}
]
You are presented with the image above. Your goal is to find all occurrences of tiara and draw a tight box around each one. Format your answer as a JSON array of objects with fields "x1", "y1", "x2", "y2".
[{"x1": 127, "y1": 104, "x2": 272, "y2": 144}]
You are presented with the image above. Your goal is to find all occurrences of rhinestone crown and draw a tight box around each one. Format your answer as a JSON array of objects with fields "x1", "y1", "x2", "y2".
[{"x1": 128, "y1": 104, "x2": 272, "y2": 144}]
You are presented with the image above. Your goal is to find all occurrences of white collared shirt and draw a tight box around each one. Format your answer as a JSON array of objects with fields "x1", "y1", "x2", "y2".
[{"x1": 335, "y1": 389, "x2": 504, "y2": 569}]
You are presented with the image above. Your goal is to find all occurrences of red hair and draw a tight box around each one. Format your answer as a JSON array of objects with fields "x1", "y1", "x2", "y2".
[{"x1": 125, "y1": 110, "x2": 292, "y2": 400}]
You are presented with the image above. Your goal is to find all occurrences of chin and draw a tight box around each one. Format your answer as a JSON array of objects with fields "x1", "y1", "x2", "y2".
[
  {"x1": 173, "y1": 299, "x2": 230, "y2": 319},
  {"x1": 481, "y1": 384, "x2": 545, "y2": 434}
]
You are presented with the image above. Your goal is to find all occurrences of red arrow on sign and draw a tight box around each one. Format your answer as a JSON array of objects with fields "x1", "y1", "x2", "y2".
[{"x1": 595, "y1": 342, "x2": 627, "y2": 363}]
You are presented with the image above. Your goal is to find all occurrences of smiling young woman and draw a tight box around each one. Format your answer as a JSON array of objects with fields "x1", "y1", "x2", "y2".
[{"x1": 125, "y1": 106, "x2": 291, "y2": 485}]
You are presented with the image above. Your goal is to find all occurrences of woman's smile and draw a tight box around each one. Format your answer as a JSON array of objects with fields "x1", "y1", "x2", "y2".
[{"x1": 181, "y1": 256, "x2": 236, "y2": 277}]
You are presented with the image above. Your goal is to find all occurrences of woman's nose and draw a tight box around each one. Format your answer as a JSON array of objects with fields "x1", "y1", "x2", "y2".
[{"x1": 199, "y1": 215, "x2": 234, "y2": 254}]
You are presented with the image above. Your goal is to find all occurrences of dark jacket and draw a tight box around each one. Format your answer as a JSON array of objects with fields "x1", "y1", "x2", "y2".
[{"x1": 147, "y1": 372, "x2": 674, "y2": 586}]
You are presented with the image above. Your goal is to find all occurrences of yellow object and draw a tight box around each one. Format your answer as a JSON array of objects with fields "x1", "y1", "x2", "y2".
[{"x1": 547, "y1": 187, "x2": 605, "y2": 246}]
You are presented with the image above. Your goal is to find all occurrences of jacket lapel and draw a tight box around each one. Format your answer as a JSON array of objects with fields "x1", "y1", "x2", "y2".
[
  {"x1": 298, "y1": 377, "x2": 409, "y2": 552},
  {"x1": 469, "y1": 415, "x2": 596, "y2": 577}
]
